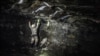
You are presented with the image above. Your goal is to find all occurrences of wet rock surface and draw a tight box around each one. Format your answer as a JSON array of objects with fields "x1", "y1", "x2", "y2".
[{"x1": 0, "y1": 0, "x2": 100, "y2": 56}]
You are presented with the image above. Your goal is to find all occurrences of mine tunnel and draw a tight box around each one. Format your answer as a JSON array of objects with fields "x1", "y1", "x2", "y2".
[{"x1": 0, "y1": 0, "x2": 100, "y2": 56}]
